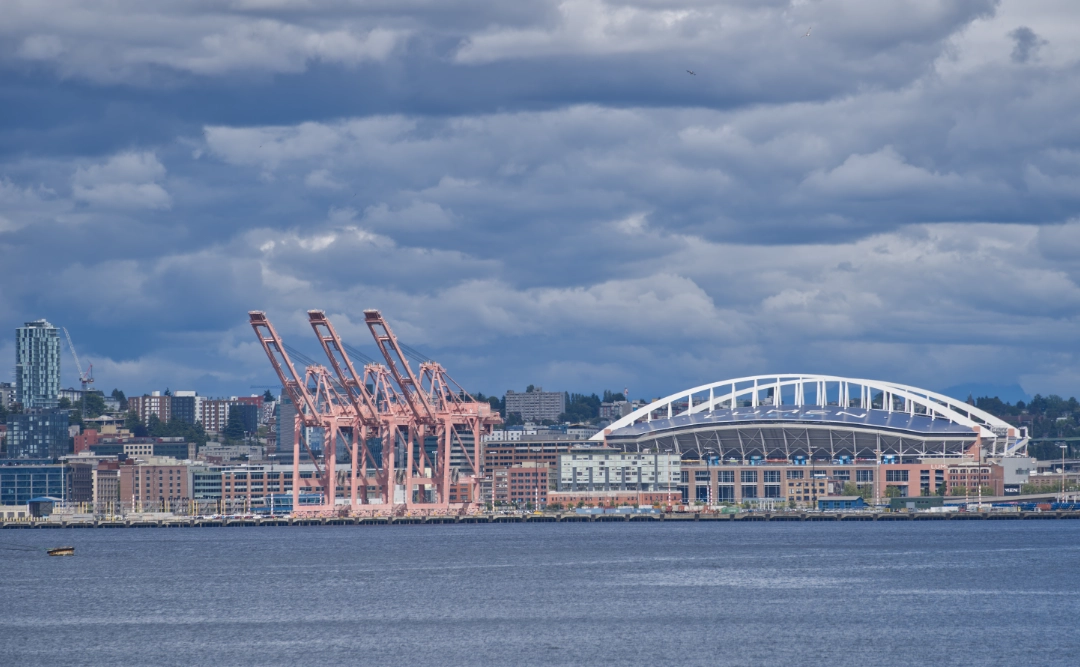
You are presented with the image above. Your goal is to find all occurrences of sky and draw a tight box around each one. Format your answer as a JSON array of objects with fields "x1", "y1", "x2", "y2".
[{"x1": 1, "y1": 0, "x2": 1079, "y2": 403}]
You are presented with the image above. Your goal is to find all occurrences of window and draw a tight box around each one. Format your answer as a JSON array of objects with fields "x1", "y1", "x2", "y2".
[
  {"x1": 716, "y1": 486, "x2": 735, "y2": 501},
  {"x1": 832, "y1": 470, "x2": 850, "y2": 480},
  {"x1": 696, "y1": 486, "x2": 710, "y2": 501},
  {"x1": 741, "y1": 485, "x2": 758, "y2": 499},
  {"x1": 886, "y1": 470, "x2": 909, "y2": 482},
  {"x1": 741, "y1": 470, "x2": 757, "y2": 483},
  {"x1": 680, "y1": 471, "x2": 689, "y2": 483},
  {"x1": 764, "y1": 485, "x2": 781, "y2": 498},
  {"x1": 718, "y1": 470, "x2": 735, "y2": 483},
  {"x1": 856, "y1": 470, "x2": 873, "y2": 482},
  {"x1": 786, "y1": 470, "x2": 804, "y2": 480},
  {"x1": 763, "y1": 470, "x2": 780, "y2": 483},
  {"x1": 694, "y1": 471, "x2": 710, "y2": 481}
]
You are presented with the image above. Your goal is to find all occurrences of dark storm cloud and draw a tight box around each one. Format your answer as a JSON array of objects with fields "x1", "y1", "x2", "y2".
[
  {"x1": 1009, "y1": 26, "x2": 1047, "y2": 64},
  {"x1": 1, "y1": 0, "x2": 1079, "y2": 400}
]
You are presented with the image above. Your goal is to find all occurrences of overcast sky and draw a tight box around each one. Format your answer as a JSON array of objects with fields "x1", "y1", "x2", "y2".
[{"x1": 1, "y1": 0, "x2": 1078, "y2": 402}]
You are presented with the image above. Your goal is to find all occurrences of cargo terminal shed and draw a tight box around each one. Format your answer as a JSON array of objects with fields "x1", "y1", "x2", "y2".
[{"x1": 594, "y1": 375, "x2": 1027, "y2": 464}]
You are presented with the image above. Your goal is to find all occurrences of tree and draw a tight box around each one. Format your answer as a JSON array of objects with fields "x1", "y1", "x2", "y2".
[
  {"x1": 884, "y1": 486, "x2": 902, "y2": 498},
  {"x1": 125, "y1": 410, "x2": 148, "y2": 437},
  {"x1": 224, "y1": 409, "x2": 246, "y2": 441},
  {"x1": 111, "y1": 389, "x2": 127, "y2": 411},
  {"x1": 504, "y1": 412, "x2": 524, "y2": 426},
  {"x1": 83, "y1": 392, "x2": 106, "y2": 419},
  {"x1": 526, "y1": 384, "x2": 535, "y2": 393},
  {"x1": 163, "y1": 388, "x2": 171, "y2": 396},
  {"x1": 263, "y1": 389, "x2": 275, "y2": 402}
]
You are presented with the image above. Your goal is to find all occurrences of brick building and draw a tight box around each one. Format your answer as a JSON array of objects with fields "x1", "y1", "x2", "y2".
[{"x1": 118, "y1": 460, "x2": 191, "y2": 511}]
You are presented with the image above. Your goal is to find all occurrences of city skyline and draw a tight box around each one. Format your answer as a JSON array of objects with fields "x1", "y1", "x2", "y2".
[{"x1": 1, "y1": 1, "x2": 1079, "y2": 401}]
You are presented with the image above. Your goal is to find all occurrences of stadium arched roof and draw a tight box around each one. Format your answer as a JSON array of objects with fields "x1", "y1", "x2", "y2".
[{"x1": 593, "y1": 375, "x2": 1024, "y2": 458}]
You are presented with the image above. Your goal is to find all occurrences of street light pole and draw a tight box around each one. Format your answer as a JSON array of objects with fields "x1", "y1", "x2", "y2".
[{"x1": 1060, "y1": 444, "x2": 1068, "y2": 502}]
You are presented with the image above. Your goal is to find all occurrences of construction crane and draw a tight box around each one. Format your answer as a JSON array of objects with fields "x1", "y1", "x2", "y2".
[
  {"x1": 249, "y1": 311, "x2": 353, "y2": 516},
  {"x1": 62, "y1": 327, "x2": 94, "y2": 418},
  {"x1": 62, "y1": 327, "x2": 93, "y2": 392}
]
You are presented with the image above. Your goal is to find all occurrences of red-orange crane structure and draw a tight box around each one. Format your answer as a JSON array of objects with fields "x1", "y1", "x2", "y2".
[
  {"x1": 250, "y1": 311, "x2": 353, "y2": 516},
  {"x1": 419, "y1": 360, "x2": 502, "y2": 504},
  {"x1": 307, "y1": 310, "x2": 414, "y2": 512},
  {"x1": 364, "y1": 309, "x2": 501, "y2": 511}
]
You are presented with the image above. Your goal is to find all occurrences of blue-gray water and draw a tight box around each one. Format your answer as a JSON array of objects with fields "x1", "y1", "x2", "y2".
[{"x1": 3, "y1": 522, "x2": 1079, "y2": 666}]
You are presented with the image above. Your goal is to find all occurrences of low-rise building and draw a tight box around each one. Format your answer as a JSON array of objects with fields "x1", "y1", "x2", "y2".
[
  {"x1": 0, "y1": 503, "x2": 29, "y2": 520},
  {"x1": 946, "y1": 462, "x2": 1004, "y2": 496},
  {"x1": 0, "y1": 460, "x2": 67, "y2": 505},
  {"x1": 493, "y1": 462, "x2": 550, "y2": 505},
  {"x1": 118, "y1": 459, "x2": 191, "y2": 511},
  {"x1": 555, "y1": 448, "x2": 680, "y2": 494}
]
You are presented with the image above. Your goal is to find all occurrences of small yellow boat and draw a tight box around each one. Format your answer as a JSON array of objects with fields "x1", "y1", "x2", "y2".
[{"x1": 47, "y1": 546, "x2": 75, "y2": 556}]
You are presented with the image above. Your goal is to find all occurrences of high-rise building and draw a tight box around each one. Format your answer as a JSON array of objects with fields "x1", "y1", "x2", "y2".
[
  {"x1": 0, "y1": 382, "x2": 16, "y2": 409},
  {"x1": 171, "y1": 391, "x2": 202, "y2": 425},
  {"x1": 128, "y1": 392, "x2": 171, "y2": 423},
  {"x1": 16, "y1": 319, "x2": 61, "y2": 409}
]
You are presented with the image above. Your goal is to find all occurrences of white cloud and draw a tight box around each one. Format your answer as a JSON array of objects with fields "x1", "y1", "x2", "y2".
[
  {"x1": 72, "y1": 151, "x2": 171, "y2": 209},
  {"x1": 3, "y1": 3, "x2": 407, "y2": 82}
]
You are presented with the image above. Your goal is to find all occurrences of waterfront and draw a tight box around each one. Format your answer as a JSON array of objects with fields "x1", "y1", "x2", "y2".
[{"x1": 3, "y1": 522, "x2": 1080, "y2": 666}]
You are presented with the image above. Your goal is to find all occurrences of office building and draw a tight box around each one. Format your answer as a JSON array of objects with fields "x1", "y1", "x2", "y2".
[
  {"x1": 5, "y1": 409, "x2": 72, "y2": 459},
  {"x1": 16, "y1": 319, "x2": 61, "y2": 409},
  {"x1": 0, "y1": 461, "x2": 66, "y2": 505}
]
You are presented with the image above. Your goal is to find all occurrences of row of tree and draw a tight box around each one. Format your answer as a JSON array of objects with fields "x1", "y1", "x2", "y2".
[{"x1": 973, "y1": 394, "x2": 1080, "y2": 459}]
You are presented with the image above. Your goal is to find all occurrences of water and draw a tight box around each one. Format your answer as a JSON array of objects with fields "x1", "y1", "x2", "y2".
[{"x1": 2, "y1": 521, "x2": 1079, "y2": 666}]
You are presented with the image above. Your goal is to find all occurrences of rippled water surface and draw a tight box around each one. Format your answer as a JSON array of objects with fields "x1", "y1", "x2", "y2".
[{"x1": 2, "y1": 521, "x2": 1079, "y2": 666}]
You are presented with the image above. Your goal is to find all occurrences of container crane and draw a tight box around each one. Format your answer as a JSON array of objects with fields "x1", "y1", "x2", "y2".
[
  {"x1": 307, "y1": 310, "x2": 409, "y2": 510},
  {"x1": 249, "y1": 311, "x2": 353, "y2": 516},
  {"x1": 364, "y1": 309, "x2": 501, "y2": 510}
]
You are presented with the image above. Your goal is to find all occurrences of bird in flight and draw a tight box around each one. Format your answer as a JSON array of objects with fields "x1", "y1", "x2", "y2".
[
  {"x1": 686, "y1": 69, "x2": 696, "y2": 75},
  {"x1": 803, "y1": 27, "x2": 812, "y2": 37}
]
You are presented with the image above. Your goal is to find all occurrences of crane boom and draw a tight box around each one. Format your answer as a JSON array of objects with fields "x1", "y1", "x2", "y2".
[
  {"x1": 307, "y1": 311, "x2": 380, "y2": 424},
  {"x1": 62, "y1": 327, "x2": 93, "y2": 387},
  {"x1": 364, "y1": 310, "x2": 437, "y2": 425},
  {"x1": 248, "y1": 311, "x2": 321, "y2": 426}
]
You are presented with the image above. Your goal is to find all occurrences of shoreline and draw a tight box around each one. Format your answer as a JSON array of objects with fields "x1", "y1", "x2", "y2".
[{"x1": 6, "y1": 509, "x2": 1080, "y2": 529}]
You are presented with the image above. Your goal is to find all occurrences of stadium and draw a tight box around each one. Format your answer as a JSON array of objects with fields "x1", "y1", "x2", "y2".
[{"x1": 593, "y1": 375, "x2": 1027, "y2": 463}]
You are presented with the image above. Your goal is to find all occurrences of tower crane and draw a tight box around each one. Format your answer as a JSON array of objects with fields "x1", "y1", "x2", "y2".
[
  {"x1": 62, "y1": 327, "x2": 94, "y2": 417},
  {"x1": 62, "y1": 327, "x2": 94, "y2": 392}
]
